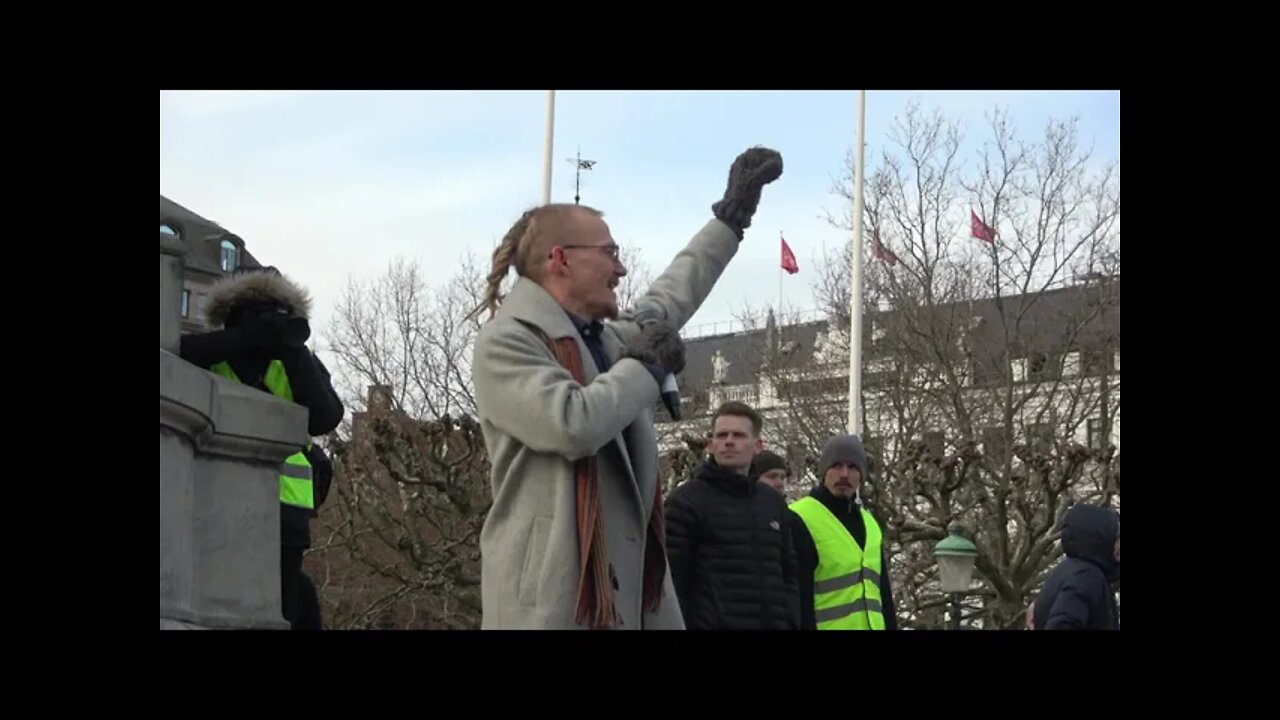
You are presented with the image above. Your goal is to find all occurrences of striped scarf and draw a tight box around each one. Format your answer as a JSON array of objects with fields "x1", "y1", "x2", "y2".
[{"x1": 541, "y1": 332, "x2": 668, "y2": 628}]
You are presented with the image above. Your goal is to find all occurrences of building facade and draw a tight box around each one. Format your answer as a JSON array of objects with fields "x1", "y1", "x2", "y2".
[
  {"x1": 160, "y1": 195, "x2": 262, "y2": 333},
  {"x1": 657, "y1": 279, "x2": 1121, "y2": 501}
]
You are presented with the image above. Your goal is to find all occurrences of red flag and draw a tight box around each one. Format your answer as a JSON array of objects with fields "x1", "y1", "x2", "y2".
[
  {"x1": 780, "y1": 236, "x2": 799, "y2": 275},
  {"x1": 872, "y1": 235, "x2": 899, "y2": 267},
  {"x1": 971, "y1": 210, "x2": 996, "y2": 244}
]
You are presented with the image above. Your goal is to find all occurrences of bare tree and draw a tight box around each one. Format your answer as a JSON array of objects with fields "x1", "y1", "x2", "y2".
[
  {"x1": 306, "y1": 255, "x2": 490, "y2": 629},
  {"x1": 756, "y1": 104, "x2": 1119, "y2": 629},
  {"x1": 617, "y1": 240, "x2": 654, "y2": 311},
  {"x1": 324, "y1": 257, "x2": 482, "y2": 423}
]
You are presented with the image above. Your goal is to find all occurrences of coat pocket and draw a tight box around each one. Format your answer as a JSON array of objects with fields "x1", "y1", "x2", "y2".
[{"x1": 517, "y1": 517, "x2": 552, "y2": 607}]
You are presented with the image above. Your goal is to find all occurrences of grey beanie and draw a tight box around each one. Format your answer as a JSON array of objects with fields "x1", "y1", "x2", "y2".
[{"x1": 818, "y1": 434, "x2": 867, "y2": 480}]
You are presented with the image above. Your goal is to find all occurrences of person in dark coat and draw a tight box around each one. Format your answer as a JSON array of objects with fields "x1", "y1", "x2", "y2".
[
  {"x1": 1033, "y1": 504, "x2": 1120, "y2": 631},
  {"x1": 752, "y1": 450, "x2": 790, "y2": 499},
  {"x1": 664, "y1": 402, "x2": 800, "y2": 630},
  {"x1": 179, "y1": 266, "x2": 344, "y2": 630}
]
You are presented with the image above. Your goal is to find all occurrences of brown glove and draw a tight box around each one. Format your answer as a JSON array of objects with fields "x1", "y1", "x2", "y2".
[
  {"x1": 711, "y1": 146, "x2": 784, "y2": 239},
  {"x1": 622, "y1": 320, "x2": 686, "y2": 376}
]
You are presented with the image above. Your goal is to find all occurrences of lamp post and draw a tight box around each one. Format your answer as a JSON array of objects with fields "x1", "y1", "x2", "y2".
[{"x1": 933, "y1": 530, "x2": 978, "y2": 630}]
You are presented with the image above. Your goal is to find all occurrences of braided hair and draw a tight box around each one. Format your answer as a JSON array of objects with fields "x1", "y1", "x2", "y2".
[{"x1": 468, "y1": 203, "x2": 602, "y2": 321}]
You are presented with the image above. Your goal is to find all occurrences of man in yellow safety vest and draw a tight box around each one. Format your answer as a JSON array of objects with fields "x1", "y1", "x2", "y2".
[{"x1": 788, "y1": 434, "x2": 897, "y2": 630}]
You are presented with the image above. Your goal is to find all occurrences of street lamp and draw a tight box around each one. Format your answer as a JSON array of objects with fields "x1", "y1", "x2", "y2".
[{"x1": 933, "y1": 530, "x2": 978, "y2": 630}]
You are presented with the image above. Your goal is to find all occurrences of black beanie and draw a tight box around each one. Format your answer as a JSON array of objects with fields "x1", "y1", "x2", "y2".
[{"x1": 752, "y1": 450, "x2": 789, "y2": 477}]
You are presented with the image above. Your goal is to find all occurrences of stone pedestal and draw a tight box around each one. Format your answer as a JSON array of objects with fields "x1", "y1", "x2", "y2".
[{"x1": 160, "y1": 349, "x2": 310, "y2": 629}]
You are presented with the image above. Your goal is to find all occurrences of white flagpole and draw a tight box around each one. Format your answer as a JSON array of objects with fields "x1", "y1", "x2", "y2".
[
  {"x1": 541, "y1": 90, "x2": 556, "y2": 204},
  {"x1": 847, "y1": 90, "x2": 867, "y2": 435}
]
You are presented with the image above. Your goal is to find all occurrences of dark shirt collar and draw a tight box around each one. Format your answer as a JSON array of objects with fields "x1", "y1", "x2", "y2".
[{"x1": 565, "y1": 310, "x2": 604, "y2": 341}]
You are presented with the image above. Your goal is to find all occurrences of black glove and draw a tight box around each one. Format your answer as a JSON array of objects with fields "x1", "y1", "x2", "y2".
[
  {"x1": 239, "y1": 314, "x2": 310, "y2": 352},
  {"x1": 280, "y1": 317, "x2": 311, "y2": 349},
  {"x1": 238, "y1": 313, "x2": 285, "y2": 351},
  {"x1": 711, "y1": 146, "x2": 784, "y2": 239},
  {"x1": 622, "y1": 320, "x2": 686, "y2": 376},
  {"x1": 305, "y1": 444, "x2": 335, "y2": 509}
]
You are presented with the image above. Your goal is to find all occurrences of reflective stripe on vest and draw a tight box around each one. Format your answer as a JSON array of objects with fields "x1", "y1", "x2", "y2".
[
  {"x1": 790, "y1": 496, "x2": 886, "y2": 630},
  {"x1": 208, "y1": 360, "x2": 315, "y2": 510}
]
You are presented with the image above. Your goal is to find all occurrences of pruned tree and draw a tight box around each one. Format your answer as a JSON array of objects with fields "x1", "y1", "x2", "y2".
[
  {"x1": 657, "y1": 428, "x2": 708, "y2": 498},
  {"x1": 307, "y1": 255, "x2": 490, "y2": 629}
]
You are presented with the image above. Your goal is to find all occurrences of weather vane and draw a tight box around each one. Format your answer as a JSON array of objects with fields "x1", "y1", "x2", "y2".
[{"x1": 566, "y1": 147, "x2": 596, "y2": 205}]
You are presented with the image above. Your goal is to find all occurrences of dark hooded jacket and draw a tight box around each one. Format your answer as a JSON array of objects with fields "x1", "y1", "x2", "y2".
[
  {"x1": 1033, "y1": 504, "x2": 1120, "y2": 630},
  {"x1": 179, "y1": 269, "x2": 345, "y2": 547},
  {"x1": 664, "y1": 459, "x2": 801, "y2": 630}
]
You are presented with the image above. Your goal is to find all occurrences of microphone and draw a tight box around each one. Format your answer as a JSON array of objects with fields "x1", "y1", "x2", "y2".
[
  {"x1": 660, "y1": 373, "x2": 682, "y2": 421},
  {"x1": 628, "y1": 301, "x2": 682, "y2": 421}
]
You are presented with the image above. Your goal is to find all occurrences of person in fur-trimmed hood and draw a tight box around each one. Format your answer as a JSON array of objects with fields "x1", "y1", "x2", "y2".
[{"x1": 179, "y1": 266, "x2": 344, "y2": 630}]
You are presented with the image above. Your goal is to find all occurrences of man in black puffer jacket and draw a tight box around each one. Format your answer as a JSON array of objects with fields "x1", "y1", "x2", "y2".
[
  {"x1": 664, "y1": 402, "x2": 800, "y2": 630},
  {"x1": 1033, "y1": 504, "x2": 1120, "y2": 631}
]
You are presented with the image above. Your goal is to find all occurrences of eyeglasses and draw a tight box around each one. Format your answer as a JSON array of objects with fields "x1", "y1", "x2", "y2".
[{"x1": 557, "y1": 243, "x2": 621, "y2": 260}]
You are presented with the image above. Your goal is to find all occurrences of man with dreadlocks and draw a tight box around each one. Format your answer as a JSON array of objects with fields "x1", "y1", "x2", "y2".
[{"x1": 469, "y1": 147, "x2": 784, "y2": 629}]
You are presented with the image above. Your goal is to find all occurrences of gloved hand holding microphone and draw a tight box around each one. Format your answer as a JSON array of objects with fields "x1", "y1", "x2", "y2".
[{"x1": 622, "y1": 304, "x2": 686, "y2": 420}]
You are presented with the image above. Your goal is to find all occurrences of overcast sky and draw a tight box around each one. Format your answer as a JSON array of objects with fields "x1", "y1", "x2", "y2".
[{"x1": 160, "y1": 90, "x2": 1120, "y2": 340}]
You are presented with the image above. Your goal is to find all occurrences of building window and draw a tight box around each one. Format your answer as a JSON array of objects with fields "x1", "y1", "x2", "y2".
[
  {"x1": 1063, "y1": 352, "x2": 1080, "y2": 377},
  {"x1": 220, "y1": 239, "x2": 239, "y2": 272},
  {"x1": 160, "y1": 223, "x2": 180, "y2": 238},
  {"x1": 1026, "y1": 423, "x2": 1054, "y2": 452},
  {"x1": 982, "y1": 426, "x2": 1009, "y2": 465},
  {"x1": 1087, "y1": 418, "x2": 1107, "y2": 450},
  {"x1": 864, "y1": 436, "x2": 885, "y2": 474},
  {"x1": 181, "y1": 290, "x2": 190, "y2": 318},
  {"x1": 922, "y1": 430, "x2": 945, "y2": 457},
  {"x1": 1082, "y1": 350, "x2": 1111, "y2": 375},
  {"x1": 1027, "y1": 352, "x2": 1050, "y2": 380},
  {"x1": 1011, "y1": 357, "x2": 1027, "y2": 383}
]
